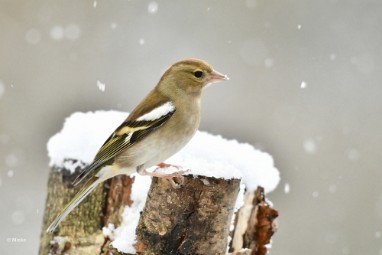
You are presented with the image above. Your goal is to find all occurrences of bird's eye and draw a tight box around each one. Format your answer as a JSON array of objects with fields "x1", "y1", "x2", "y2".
[{"x1": 193, "y1": 70, "x2": 204, "y2": 78}]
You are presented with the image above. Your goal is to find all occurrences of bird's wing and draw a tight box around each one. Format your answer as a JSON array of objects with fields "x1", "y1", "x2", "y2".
[{"x1": 72, "y1": 101, "x2": 176, "y2": 186}]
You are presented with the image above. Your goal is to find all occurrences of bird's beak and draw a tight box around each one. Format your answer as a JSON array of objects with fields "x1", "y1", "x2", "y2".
[{"x1": 208, "y1": 70, "x2": 229, "y2": 84}]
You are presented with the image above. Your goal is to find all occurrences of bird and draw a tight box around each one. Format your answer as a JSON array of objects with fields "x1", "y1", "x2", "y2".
[{"x1": 47, "y1": 58, "x2": 229, "y2": 233}]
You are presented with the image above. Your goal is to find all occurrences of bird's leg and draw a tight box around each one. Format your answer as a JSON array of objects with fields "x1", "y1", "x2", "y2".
[
  {"x1": 137, "y1": 164, "x2": 189, "y2": 188},
  {"x1": 154, "y1": 162, "x2": 183, "y2": 171},
  {"x1": 156, "y1": 162, "x2": 173, "y2": 169},
  {"x1": 154, "y1": 162, "x2": 190, "y2": 176}
]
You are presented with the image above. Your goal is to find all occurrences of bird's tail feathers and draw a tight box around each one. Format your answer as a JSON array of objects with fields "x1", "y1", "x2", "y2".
[{"x1": 72, "y1": 161, "x2": 102, "y2": 186}]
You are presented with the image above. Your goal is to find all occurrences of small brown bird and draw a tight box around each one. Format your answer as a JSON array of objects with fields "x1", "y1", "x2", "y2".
[{"x1": 47, "y1": 58, "x2": 228, "y2": 232}]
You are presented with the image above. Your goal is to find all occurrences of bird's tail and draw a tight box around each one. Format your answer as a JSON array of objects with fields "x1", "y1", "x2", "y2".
[{"x1": 46, "y1": 176, "x2": 102, "y2": 233}]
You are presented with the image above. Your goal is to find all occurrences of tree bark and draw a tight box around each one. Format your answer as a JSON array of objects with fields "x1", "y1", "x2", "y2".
[
  {"x1": 135, "y1": 175, "x2": 241, "y2": 255},
  {"x1": 229, "y1": 187, "x2": 278, "y2": 255},
  {"x1": 39, "y1": 159, "x2": 133, "y2": 255},
  {"x1": 40, "y1": 161, "x2": 278, "y2": 255}
]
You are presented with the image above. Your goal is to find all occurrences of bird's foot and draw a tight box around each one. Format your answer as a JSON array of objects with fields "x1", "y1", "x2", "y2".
[{"x1": 143, "y1": 163, "x2": 189, "y2": 188}]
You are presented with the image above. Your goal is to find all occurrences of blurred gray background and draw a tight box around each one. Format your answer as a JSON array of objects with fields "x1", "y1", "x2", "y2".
[{"x1": 1, "y1": 0, "x2": 382, "y2": 254}]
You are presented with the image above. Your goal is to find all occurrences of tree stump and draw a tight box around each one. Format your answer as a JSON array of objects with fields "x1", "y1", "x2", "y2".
[
  {"x1": 39, "y1": 160, "x2": 133, "y2": 255},
  {"x1": 41, "y1": 111, "x2": 280, "y2": 254},
  {"x1": 40, "y1": 162, "x2": 278, "y2": 255},
  {"x1": 229, "y1": 187, "x2": 279, "y2": 255},
  {"x1": 135, "y1": 175, "x2": 241, "y2": 255}
]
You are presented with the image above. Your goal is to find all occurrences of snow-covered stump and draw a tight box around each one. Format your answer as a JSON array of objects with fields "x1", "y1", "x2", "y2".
[
  {"x1": 135, "y1": 175, "x2": 240, "y2": 254},
  {"x1": 41, "y1": 111, "x2": 281, "y2": 254}
]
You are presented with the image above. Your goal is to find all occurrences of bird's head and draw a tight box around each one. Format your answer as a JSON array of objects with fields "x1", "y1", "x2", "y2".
[{"x1": 158, "y1": 58, "x2": 229, "y2": 96}]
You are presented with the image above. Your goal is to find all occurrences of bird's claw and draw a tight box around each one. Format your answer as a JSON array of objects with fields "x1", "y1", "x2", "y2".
[
  {"x1": 143, "y1": 164, "x2": 190, "y2": 189},
  {"x1": 168, "y1": 175, "x2": 184, "y2": 189}
]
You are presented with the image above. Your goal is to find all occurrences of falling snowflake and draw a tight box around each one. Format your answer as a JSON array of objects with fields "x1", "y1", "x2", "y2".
[
  {"x1": 7, "y1": 169, "x2": 14, "y2": 177},
  {"x1": 0, "y1": 80, "x2": 4, "y2": 98},
  {"x1": 345, "y1": 148, "x2": 360, "y2": 161},
  {"x1": 97, "y1": 80, "x2": 106, "y2": 92},
  {"x1": 328, "y1": 184, "x2": 337, "y2": 194},
  {"x1": 303, "y1": 138, "x2": 316, "y2": 154},
  {"x1": 264, "y1": 58, "x2": 274, "y2": 68},
  {"x1": 147, "y1": 2, "x2": 158, "y2": 14},
  {"x1": 50, "y1": 26, "x2": 64, "y2": 41}
]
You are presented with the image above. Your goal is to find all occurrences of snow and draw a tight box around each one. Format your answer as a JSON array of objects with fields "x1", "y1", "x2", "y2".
[
  {"x1": 102, "y1": 223, "x2": 115, "y2": 238},
  {"x1": 7, "y1": 170, "x2": 14, "y2": 177},
  {"x1": 345, "y1": 148, "x2": 360, "y2": 161},
  {"x1": 136, "y1": 101, "x2": 175, "y2": 121},
  {"x1": 50, "y1": 236, "x2": 71, "y2": 252},
  {"x1": 264, "y1": 58, "x2": 274, "y2": 68},
  {"x1": 110, "y1": 22, "x2": 117, "y2": 29},
  {"x1": 96, "y1": 80, "x2": 106, "y2": 92},
  {"x1": 50, "y1": 26, "x2": 64, "y2": 41},
  {"x1": 47, "y1": 111, "x2": 127, "y2": 169},
  {"x1": 48, "y1": 110, "x2": 279, "y2": 191},
  {"x1": 110, "y1": 174, "x2": 152, "y2": 252},
  {"x1": 147, "y1": 2, "x2": 158, "y2": 14},
  {"x1": 165, "y1": 131, "x2": 279, "y2": 192},
  {"x1": 0, "y1": 80, "x2": 5, "y2": 98},
  {"x1": 47, "y1": 110, "x2": 280, "y2": 253},
  {"x1": 303, "y1": 138, "x2": 316, "y2": 154},
  {"x1": 284, "y1": 183, "x2": 290, "y2": 194},
  {"x1": 50, "y1": 24, "x2": 80, "y2": 41},
  {"x1": 300, "y1": 80, "x2": 307, "y2": 88},
  {"x1": 328, "y1": 184, "x2": 337, "y2": 194}
]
